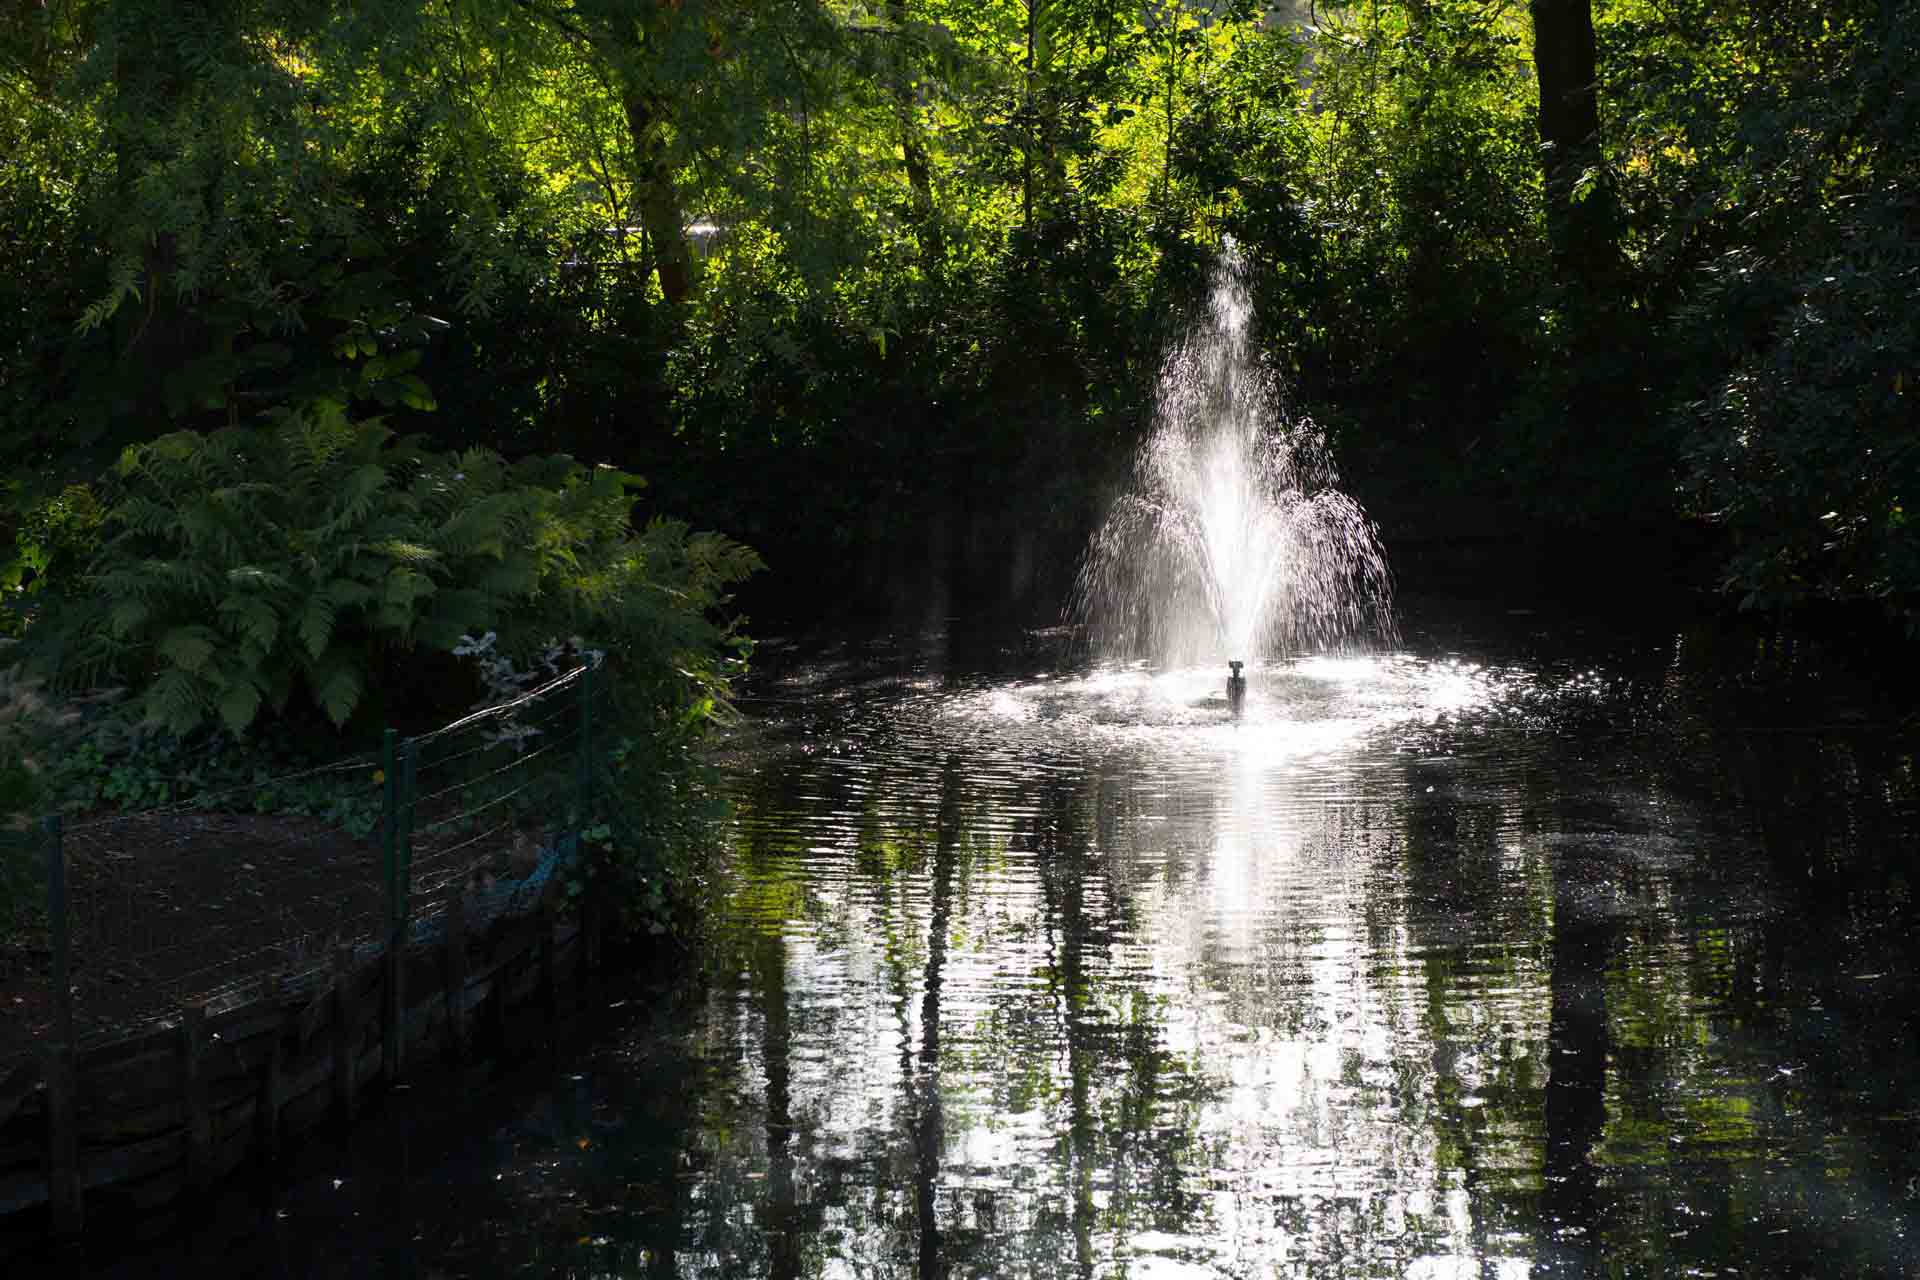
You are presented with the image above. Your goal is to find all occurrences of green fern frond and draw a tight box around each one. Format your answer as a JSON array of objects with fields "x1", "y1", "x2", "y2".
[
  {"x1": 321, "y1": 463, "x2": 391, "y2": 535},
  {"x1": 306, "y1": 651, "x2": 363, "y2": 727},
  {"x1": 297, "y1": 594, "x2": 335, "y2": 659},
  {"x1": 107, "y1": 598, "x2": 151, "y2": 637},
  {"x1": 218, "y1": 594, "x2": 281, "y2": 652},
  {"x1": 372, "y1": 539, "x2": 438, "y2": 564},
  {"x1": 324, "y1": 577, "x2": 378, "y2": 608},
  {"x1": 227, "y1": 565, "x2": 289, "y2": 592},
  {"x1": 143, "y1": 667, "x2": 210, "y2": 736},
  {"x1": 381, "y1": 566, "x2": 437, "y2": 608},
  {"x1": 214, "y1": 674, "x2": 265, "y2": 737},
  {"x1": 157, "y1": 624, "x2": 220, "y2": 673}
]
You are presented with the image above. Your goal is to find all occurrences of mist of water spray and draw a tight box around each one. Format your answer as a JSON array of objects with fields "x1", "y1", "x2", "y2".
[{"x1": 1072, "y1": 244, "x2": 1396, "y2": 666}]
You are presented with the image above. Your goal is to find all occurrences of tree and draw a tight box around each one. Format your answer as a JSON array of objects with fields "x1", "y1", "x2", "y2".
[{"x1": 1527, "y1": 0, "x2": 1618, "y2": 283}]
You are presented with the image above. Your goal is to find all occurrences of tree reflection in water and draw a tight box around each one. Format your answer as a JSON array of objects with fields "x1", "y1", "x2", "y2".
[{"x1": 66, "y1": 617, "x2": 1920, "y2": 1279}]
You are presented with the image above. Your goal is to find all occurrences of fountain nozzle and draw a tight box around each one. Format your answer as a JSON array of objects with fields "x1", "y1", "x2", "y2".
[{"x1": 1226, "y1": 660, "x2": 1246, "y2": 713}]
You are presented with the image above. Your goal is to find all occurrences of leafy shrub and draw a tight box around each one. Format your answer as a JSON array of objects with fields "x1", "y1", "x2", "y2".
[
  {"x1": 24, "y1": 398, "x2": 763, "y2": 736},
  {"x1": 1, "y1": 484, "x2": 106, "y2": 638},
  {"x1": 580, "y1": 728, "x2": 733, "y2": 947},
  {"x1": 446, "y1": 630, "x2": 741, "y2": 947},
  {"x1": 1685, "y1": 226, "x2": 1920, "y2": 621},
  {"x1": 0, "y1": 644, "x2": 72, "y2": 965},
  {"x1": 0, "y1": 641, "x2": 78, "y2": 818}
]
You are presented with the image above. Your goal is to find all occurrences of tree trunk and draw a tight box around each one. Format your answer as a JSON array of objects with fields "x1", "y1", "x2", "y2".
[
  {"x1": 621, "y1": 91, "x2": 694, "y2": 305},
  {"x1": 1528, "y1": 0, "x2": 1615, "y2": 279},
  {"x1": 1023, "y1": 1, "x2": 1037, "y2": 226},
  {"x1": 887, "y1": 0, "x2": 944, "y2": 273}
]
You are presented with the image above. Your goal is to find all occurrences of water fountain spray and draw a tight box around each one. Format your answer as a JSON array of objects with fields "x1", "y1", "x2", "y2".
[{"x1": 1072, "y1": 242, "x2": 1395, "y2": 670}]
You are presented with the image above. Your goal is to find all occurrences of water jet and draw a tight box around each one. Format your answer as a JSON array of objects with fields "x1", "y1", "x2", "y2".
[{"x1": 1072, "y1": 243, "x2": 1394, "y2": 667}]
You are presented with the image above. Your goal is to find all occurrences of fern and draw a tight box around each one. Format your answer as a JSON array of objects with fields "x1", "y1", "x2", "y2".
[{"x1": 23, "y1": 401, "x2": 761, "y2": 737}]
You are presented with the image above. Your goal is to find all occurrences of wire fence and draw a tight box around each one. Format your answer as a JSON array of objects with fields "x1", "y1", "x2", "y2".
[{"x1": 3, "y1": 658, "x2": 613, "y2": 1080}]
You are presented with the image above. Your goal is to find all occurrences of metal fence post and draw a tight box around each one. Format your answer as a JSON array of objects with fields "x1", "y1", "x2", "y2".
[
  {"x1": 577, "y1": 663, "x2": 599, "y2": 971},
  {"x1": 400, "y1": 737, "x2": 418, "y2": 897},
  {"x1": 578, "y1": 659, "x2": 595, "y2": 825},
  {"x1": 381, "y1": 728, "x2": 398, "y2": 934}
]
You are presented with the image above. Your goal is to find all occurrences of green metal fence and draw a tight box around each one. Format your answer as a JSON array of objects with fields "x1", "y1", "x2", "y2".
[{"x1": 3, "y1": 658, "x2": 612, "y2": 1082}]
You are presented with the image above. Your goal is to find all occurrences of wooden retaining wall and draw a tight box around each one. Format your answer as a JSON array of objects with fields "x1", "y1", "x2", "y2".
[{"x1": 0, "y1": 891, "x2": 600, "y2": 1246}]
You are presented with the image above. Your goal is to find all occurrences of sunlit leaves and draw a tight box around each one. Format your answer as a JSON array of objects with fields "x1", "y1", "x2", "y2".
[{"x1": 25, "y1": 396, "x2": 761, "y2": 735}]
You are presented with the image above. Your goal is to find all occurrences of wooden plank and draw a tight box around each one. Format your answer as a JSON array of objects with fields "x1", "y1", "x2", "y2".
[
  {"x1": 538, "y1": 898, "x2": 557, "y2": 1026},
  {"x1": 179, "y1": 1007, "x2": 210, "y2": 1200},
  {"x1": 82, "y1": 1052, "x2": 186, "y2": 1116},
  {"x1": 78, "y1": 1026, "x2": 175, "y2": 1076},
  {"x1": 354, "y1": 1039, "x2": 382, "y2": 1107},
  {"x1": 211, "y1": 1107, "x2": 255, "y2": 1185},
  {"x1": 330, "y1": 945, "x2": 356, "y2": 1124},
  {"x1": 80, "y1": 1130, "x2": 187, "y2": 1206},
  {"x1": 486, "y1": 915, "x2": 543, "y2": 973},
  {"x1": 256, "y1": 1004, "x2": 286, "y2": 1168},
  {"x1": 274, "y1": 1049, "x2": 337, "y2": 1143},
  {"x1": 0, "y1": 1059, "x2": 41, "y2": 1130},
  {"x1": 0, "y1": 1136, "x2": 42, "y2": 1170},
  {"x1": 291, "y1": 949, "x2": 379, "y2": 1051},
  {"x1": 41, "y1": 1040, "x2": 82, "y2": 1238},
  {"x1": 293, "y1": 976, "x2": 333, "y2": 1049},
  {"x1": 0, "y1": 1164, "x2": 49, "y2": 1217},
  {"x1": 2, "y1": 888, "x2": 596, "y2": 1238},
  {"x1": 444, "y1": 894, "x2": 469, "y2": 1065},
  {"x1": 207, "y1": 988, "x2": 302, "y2": 1044},
  {"x1": 76, "y1": 1096, "x2": 184, "y2": 1145}
]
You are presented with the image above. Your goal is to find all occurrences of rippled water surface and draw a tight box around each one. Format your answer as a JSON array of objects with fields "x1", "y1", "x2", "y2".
[{"x1": 74, "y1": 601, "x2": 1920, "y2": 1278}]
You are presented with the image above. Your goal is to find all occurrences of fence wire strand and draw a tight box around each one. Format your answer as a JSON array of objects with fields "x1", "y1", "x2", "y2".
[{"x1": 6, "y1": 658, "x2": 612, "y2": 1062}]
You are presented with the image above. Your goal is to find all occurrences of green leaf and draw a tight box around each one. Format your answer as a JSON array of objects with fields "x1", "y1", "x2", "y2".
[
  {"x1": 108, "y1": 599, "x2": 151, "y2": 637},
  {"x1": 158, "y1": 625, "x2": 220, "y2": 673},
  {"x1": 219, "y1": 595, "x2": 281, "y2": 652},
  {"x1": 144, "y1": 668, "x2": 208, "y2": 736},
  {"x1": 215, "y1": 677, "x2": 264, "y2": 736},
  {"x1": 297, "y1": 595, "x2": 335, "y2": 659},
  {"x1": 308, "y1": 654, "x2": 363, "y2": 727}
]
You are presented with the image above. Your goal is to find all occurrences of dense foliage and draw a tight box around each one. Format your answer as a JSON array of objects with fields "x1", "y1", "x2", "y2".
[
  {"x1": 22, "y1": 397, "x2": 759, "y2": 737},
  {"x1": 4, "y1": 0, "x2": 1916, "y2": 642}
]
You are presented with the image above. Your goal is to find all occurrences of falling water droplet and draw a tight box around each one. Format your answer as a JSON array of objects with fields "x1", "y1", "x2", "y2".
[{"x1": 1072, "y1": 243, "x2": 1395, "y2": 666}]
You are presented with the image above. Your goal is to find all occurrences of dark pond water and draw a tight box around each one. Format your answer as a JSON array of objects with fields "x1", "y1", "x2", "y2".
[{"x1": 60, "y1": 597, "x2": 1920, "y2": 1278}]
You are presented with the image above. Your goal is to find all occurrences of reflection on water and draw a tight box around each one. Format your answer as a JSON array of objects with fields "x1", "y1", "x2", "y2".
[
  {"x1": 605, "y1": 614, "x2": 1918, "y2": 1278},
  {"x1": 63, "y1": 605, "x2": 1920, "y2": 1278}
]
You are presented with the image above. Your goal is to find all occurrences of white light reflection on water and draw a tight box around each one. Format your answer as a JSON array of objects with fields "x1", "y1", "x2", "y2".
[
  {"x1": 701, "y1": 652, "x2": 1546, "y2": 1277},
  {"x1": 60, "y1": 626, "x2": 1920, "y2": 1280}
]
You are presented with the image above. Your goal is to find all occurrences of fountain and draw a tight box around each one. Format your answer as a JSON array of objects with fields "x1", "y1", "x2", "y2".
[{"x1": 1071, "y1": 242, "x2": 1395, "y2": 679}]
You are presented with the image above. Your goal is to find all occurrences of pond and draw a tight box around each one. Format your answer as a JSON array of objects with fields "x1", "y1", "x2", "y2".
[{"x1": 68, "y1": 595, "x2": 1920, "y2": 1278}]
